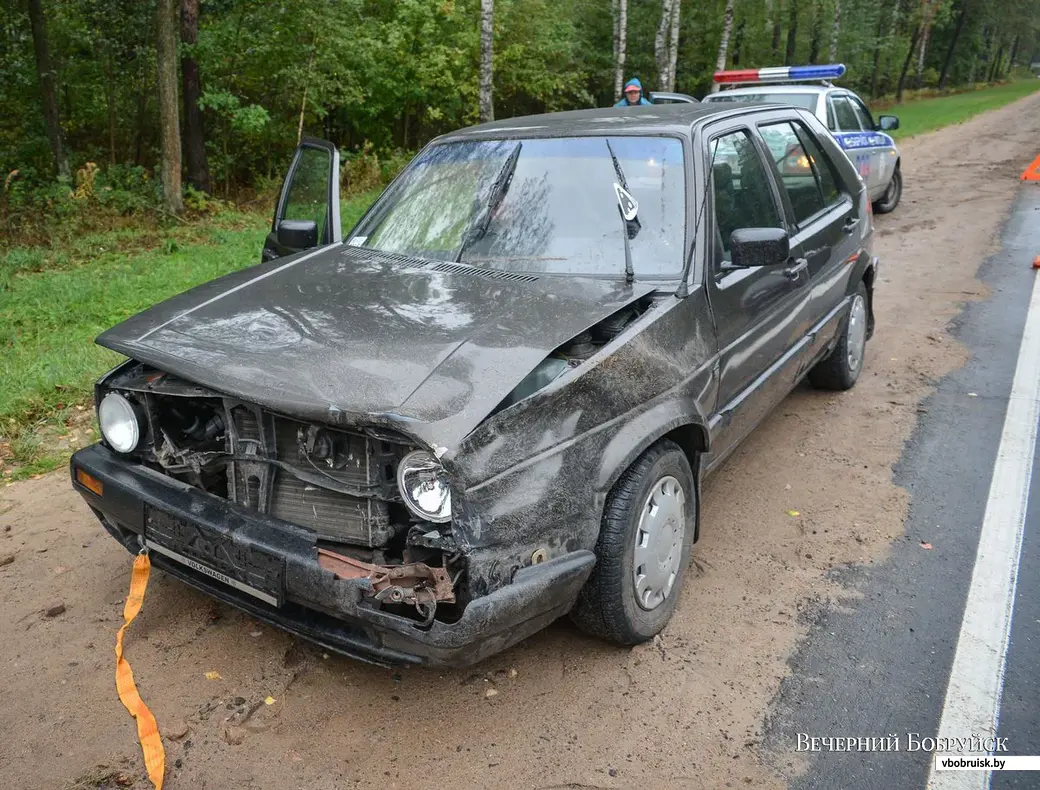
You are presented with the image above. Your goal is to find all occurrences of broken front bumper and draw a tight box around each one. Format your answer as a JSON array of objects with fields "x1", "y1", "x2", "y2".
[{"x1": 69, "y1": 444, "x2": 595, "y2": 667}]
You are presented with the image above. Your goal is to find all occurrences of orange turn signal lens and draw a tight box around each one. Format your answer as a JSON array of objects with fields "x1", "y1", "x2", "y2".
[{"x1": 75, "y1": 468, "x2": 103, "y2": 497}]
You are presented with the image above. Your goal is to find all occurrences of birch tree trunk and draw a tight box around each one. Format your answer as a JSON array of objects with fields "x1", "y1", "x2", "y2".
[
  {"x1": 666, "y1": 0, "x2": 681, "y2": 91},
  {"x1": 613, "y1": 0, "x2": 629, "y2": 100},
  {"x1": 828, "y1": 0, "x2": 841, "y2": 62},
  {"x1": 156, "y1": 0, "x2": 183, "y2": 213},
  {"x1": 27, "y1": 0, "x2": 69, "y2": 179},
  {"x1": 479, "y1": 0, "x2": 494, "y2": 122},
  {"x1": 916, "y1": 24, "x2": 931, "y2": 85},
  {"x1": 711, "y1": 0, "x2": 736, "y2": 93},
  {"x1": 655, "y1": 0, "x2": 675, "y2": 90},
  {"x1": 915, "y1": 0, "x2": 934, "y2": 86}
]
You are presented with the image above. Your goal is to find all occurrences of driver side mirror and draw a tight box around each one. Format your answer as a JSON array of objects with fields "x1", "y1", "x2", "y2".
[
  {"x1": 276, "y1": 219, "x2": 318, "y2": 250},
  {"x1": 876, "y1": 115, "x2": 899, "y2": 132},
  {"x1": 730, "y1": 227, "x2": 790, "y2": 269}
]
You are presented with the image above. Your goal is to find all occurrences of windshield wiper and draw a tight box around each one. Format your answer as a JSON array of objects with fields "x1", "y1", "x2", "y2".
[
  {"x1": 605, "y1": 139, "x2": 639, "y2": 284},
  {"x1": 456, "y1": 142, "x2": 523, "y2": 262}
]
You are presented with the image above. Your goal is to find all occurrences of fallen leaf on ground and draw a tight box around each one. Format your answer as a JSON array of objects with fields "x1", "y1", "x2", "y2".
[
  {"x1": 786, "y1": 510, "x2": 801, "y2": 517},
  {"x1": 265, "y1": 696, "x2": 276, "y2": 705},
  {"x1": 485, "y1": 688, "x2": 499, "y2": 698},
  {"x1": 204, "y1": 671, "x2": 222, "y2": 680}
]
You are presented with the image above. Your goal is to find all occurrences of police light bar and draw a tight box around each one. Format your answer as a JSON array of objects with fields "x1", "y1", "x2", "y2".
[{"x1": 713, "y1": 63, "x2": 846, "y2": 85}]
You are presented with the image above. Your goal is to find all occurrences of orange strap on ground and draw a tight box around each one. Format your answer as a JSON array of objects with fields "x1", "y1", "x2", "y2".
[{"x1": 115, "y1": 552, "x2": 165, "y2": 790}]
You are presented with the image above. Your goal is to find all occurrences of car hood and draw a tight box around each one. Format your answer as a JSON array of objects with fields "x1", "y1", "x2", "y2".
[{"x1": 98, "y1": 244, "x2": 655, "y2": 451}]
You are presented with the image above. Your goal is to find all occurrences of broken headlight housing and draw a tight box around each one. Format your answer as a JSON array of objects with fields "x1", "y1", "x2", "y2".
[{"x1": 396, "y1": 450, "x2": 452, "y2": 523}]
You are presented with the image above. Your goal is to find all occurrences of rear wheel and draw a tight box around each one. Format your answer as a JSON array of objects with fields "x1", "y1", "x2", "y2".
[
  {"x1": 872, "y1": 165, "x2": 902, "y2": 214},
  {"x1": 570, "y1": 441, "x2": 696, "y2": 645},
  {"x1": 808, "y1": 281, "x2": 869, "y2": 391}
]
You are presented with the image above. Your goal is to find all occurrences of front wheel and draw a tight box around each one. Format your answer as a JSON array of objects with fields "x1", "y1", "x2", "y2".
[
  {"x1": 808, "y1": 281, "x2": 870, "y2": 391},
  {"x1": 570, "y1": 441, "x2": 696, "y2": 645},
  {"x1": 872, "y1": 165, "x2": 902, "y2": 214}
]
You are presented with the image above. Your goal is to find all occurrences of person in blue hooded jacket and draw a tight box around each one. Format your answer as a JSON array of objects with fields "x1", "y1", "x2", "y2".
[{"x1": 614, "y1": 77, "x2": 652, "y2": 107}]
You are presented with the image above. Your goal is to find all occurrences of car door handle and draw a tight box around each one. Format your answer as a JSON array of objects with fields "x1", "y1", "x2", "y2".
[
  {"x1": 842, "y1": 217, "x2": 861, "y2": 235},
  {"x1": 782, "y1": 258, "x2": 808, "y2": 280}
]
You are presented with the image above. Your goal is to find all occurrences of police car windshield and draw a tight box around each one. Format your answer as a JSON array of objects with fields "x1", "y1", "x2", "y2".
[
  {"x1": 350, "y1": 136, "x2": 686, "y2": 278},
  {"x1": 706, "y1": 92, "x2": 818, "y2": 111}
]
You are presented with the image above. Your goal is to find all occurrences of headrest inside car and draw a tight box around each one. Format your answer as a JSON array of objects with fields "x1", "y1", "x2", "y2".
[{"x1": 713, "y1": 162, "x2": 733, "y2": 190}]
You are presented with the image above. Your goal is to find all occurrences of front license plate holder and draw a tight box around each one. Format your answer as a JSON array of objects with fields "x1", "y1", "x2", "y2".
[{"x1": 144, "y1": 508, "x2": 284, "y2": 607}]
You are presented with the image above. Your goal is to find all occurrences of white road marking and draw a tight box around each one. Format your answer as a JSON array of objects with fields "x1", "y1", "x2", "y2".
[{"x1": 927, "y1": 269, "x2": 1040, "y2": 790}]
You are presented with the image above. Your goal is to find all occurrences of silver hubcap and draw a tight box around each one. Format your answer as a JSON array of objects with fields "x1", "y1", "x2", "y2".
[
  {"x1": 633, "y1": 475, "x2": 685, "y2": 611},
  {"x1": 847, "y1": 294, "x2": 867, "y2": 373}
]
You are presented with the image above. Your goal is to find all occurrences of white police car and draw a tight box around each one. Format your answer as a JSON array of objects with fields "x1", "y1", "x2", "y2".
[{"x1": 700, "y1": 64, "x2": 902, "y2": 214}]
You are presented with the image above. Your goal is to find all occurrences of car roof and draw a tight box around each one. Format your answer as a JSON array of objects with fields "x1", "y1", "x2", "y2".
[{"x1": 437, "y1": 104, "x2": 757, "y2": 143}]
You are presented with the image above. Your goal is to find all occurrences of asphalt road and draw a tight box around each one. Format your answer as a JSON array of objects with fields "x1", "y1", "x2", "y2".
[
  {"x1": 2, "y1": 94, "x2": 1040, "y2": 790},
  {"x1": 768, "y1": 185, "x2": 1040, "y2": 788}
]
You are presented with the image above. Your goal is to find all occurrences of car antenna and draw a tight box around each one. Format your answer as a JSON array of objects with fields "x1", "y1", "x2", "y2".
[
  {"x1": 605, "y1": 139, "x2": 639, "y2": 284},
  {"x1": 676, "y1": 138, "x2": 720, "y2": 299}
]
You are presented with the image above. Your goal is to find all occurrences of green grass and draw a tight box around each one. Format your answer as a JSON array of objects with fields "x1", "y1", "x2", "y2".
[
  {"x1": 0, "y1": 190, "x2": 379, "y2": 479},
  {"x1": 877, "y1": 79, "x2": 1040, "y2": 139}
]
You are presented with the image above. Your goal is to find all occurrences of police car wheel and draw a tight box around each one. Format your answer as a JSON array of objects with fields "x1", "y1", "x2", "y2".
[{"x1": 873, "y1": 165, "x2": 902, "y2": 214}]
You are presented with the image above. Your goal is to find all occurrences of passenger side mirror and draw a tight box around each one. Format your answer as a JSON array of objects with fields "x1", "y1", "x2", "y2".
[
  {"x1": 730, "y1": 227, "x2": 790, "y2": 269},
  {"x1": 876, "y1": 115, "x2": 899, "y2": 131},
  {"x1": 276, "y1": 219, "x2": 319, "y2": 250}
]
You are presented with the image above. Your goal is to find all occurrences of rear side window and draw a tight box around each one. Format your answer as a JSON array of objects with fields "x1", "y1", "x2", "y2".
[
  {"x1": 709, "y1": 129, "x2": 783, "y2": 264},
  {"x1": 759, "y1": 121, "x2": 843, "y2": 225}
]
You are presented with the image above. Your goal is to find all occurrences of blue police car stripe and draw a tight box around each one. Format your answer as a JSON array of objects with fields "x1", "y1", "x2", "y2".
[{"x1": 833, "y1": 131, "x2": 894, "y2": 150}]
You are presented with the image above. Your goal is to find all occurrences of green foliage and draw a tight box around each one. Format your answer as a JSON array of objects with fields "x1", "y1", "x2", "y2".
[{"x1": 1, "y1": 0, "x2": 1039, "y2": 230}]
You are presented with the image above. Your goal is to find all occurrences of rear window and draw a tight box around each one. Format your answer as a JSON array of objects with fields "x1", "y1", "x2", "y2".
[{"x1": 704, "y1": 92, "x2": 818, "y2": 112}]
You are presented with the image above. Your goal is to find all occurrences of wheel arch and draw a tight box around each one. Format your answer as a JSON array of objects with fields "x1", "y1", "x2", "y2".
[{"x1": 597, "y1": 408, "x2": 708, "y2": 544}]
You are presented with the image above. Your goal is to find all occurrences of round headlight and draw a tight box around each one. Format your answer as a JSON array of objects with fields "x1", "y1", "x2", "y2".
[
  {"x1": 98, "y1": 393, "x2": 141, "y2": 454},
  {"x1": 396, "y1": 450, "x2": 452, "y2": 523}
]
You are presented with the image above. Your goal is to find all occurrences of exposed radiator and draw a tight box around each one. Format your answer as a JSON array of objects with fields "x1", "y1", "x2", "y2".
[{"x1": 225, "y1": 404, "x2": 399, "y2": 547}]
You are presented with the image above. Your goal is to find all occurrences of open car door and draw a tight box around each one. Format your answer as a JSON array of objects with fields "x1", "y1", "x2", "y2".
[{"x1": 262, "y1": 137, "x2": 341, "y2": 262}]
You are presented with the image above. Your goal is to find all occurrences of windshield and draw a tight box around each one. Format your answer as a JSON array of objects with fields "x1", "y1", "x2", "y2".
[
  {"x1": 350, "y1": 136, "x2": 686, "y2": 278},
  {"x1": 704, "y1": 91, "x2": 818, "y2": 111}
]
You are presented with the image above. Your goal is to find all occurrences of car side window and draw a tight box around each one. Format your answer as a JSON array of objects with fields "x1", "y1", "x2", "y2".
[
  {"x1": 831, "y1": 96, "x2": 863, "y2": 132},
  {"x1": 848, "y1": 96, "x2": 875, "y2": 131},
  {"x1": 826, "y1": 99, "x2": 838, "y2": 131},
  {"x1": 709, "y1": 130, "x2": 783, "y2": 267},
  {"x1": 759, "y1": 120, "x2": 842, "y2": 225}
]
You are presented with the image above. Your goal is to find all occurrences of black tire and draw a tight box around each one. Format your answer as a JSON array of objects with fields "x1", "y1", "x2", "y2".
[
  {"x1": 808, "y1": 281, "x2": 870, "y2": 391},
  {"x1": 570, "y1": 440, "x2": 696, "y2": 645},
  {"x1": 872, "y1": 165, "x2": 902, "y2": 214}
]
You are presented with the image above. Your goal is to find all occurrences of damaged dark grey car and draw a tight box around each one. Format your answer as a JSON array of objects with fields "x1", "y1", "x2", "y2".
[{"x1": 71, "y1": 104, "x2": 878, "y2": 666}]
